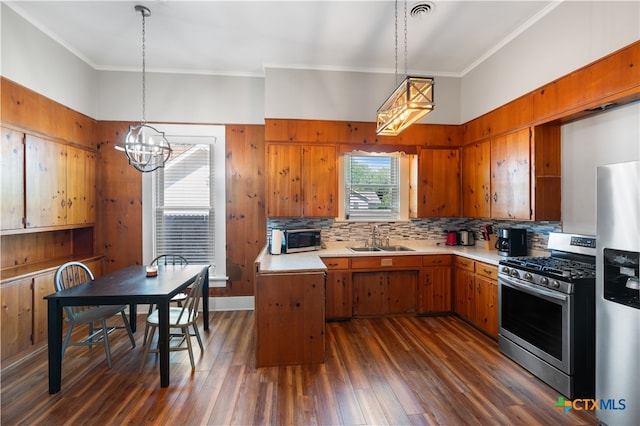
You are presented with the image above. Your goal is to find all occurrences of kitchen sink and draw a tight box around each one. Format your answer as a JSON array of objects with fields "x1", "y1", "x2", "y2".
[
  {"x1": 378, "y1": 245, "x2": 415, "y2": 252},
  {"x1": 348, "y1": 245, "x2": 414, "y2": 252}
]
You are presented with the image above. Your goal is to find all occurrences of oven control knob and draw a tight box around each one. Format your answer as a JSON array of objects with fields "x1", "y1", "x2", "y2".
[
  {"x1": 524, "y1": 273, "x2": 533, "y2": 280},
  {"x1": 501, "y1": 266, "x2": 510, "y2": 274},
  {"x1": 510, "y1": 270, "x2": 520, "y2": 279},
  {"x1": 552, "y1": 280, "x2": 560, "y2": 289},
  {"x1": 540, "y1": 277, "x2": 549, "y2": 286}
]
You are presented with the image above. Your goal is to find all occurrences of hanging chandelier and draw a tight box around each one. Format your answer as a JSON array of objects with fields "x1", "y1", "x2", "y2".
[
  {"x1": 376, "y1": 0, "x2": 435, "y2": 136},
  {"x1": 115, "y1": 5, "x2": 171, "y2": 172}
]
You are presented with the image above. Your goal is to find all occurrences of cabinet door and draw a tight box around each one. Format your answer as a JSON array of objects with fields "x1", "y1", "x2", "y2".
[
  {"x1": 33, "y1": 271, "x2": 55, "y2": 345},
  {"x1": 325, "y1": 270, "x2": 352, "y2": 320},
  {"x1": 353, "y1": 272, "x2": 386, "y2": 316},
  {"x1": 265, "y1": 144, "x2": 302, "y2": 217},
  {"x1": 1, "y1": 278, "x2": 33, "y2": 361},
  {"x1": 1, "y1": 127, "x2": 25, "y2": 230},
  {"x1": 66, "y1": 146, "x2": 96, "y2": 225},
  {"x1": 461, "y1": 141, "x2": 491, "y2": 218},
  {"x1": 454, "y1": 268, "x2": 475, "y2": 322},
  {"x1": 25, "y1": 136, "x2": 67, "y2": 227},
  {"x1": 386, "y1": 271, "x2": 417, "y2": 314},
  {"x1": 475, "y1": 275, "x2": 498, "y2": 339},
  {"x1": 417, "y1": 148, "x2": 460, "y2": 217},
  {"x1": 490, "y1": 129, "x2": 531, "y2": 220},
  {"x1": 418, "y1": 266, "x2": 452, "y2": 314},
  {"x1": 302, "y1": 145, "x2": 337, "y2": 217}
]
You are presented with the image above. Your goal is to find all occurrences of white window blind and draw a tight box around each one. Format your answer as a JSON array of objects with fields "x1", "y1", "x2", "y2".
[
  {"x1": 154, "y1": 143, "x2": 215, "y2": 265},
  {"x1": 344, "y1": 153, "x2": 400, "y2": 219}
]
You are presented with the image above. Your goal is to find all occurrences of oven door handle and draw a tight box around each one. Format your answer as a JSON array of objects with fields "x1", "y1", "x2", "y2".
[{"x1": 499, "y1": 276, "x2": 569, "y2": 302}]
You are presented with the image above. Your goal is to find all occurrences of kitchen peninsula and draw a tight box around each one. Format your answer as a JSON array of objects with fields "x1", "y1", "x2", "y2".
[{"x1": 254, "y1": 240, "x2": 521, "y2": 367}]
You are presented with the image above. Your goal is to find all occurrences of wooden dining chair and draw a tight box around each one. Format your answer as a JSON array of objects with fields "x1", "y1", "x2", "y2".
[
  {"x1": 143, "y1": 254, "x2": 190, "y2": 345},
  {"x1": 139, "y1": 268, "x2": 206, "y2": 371},
  {"x1": 54, "y1": 261, "x2": 136, "y2": 368}
]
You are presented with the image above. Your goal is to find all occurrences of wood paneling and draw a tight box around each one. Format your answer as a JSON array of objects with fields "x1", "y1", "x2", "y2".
[
  {"x1": 461, "y1": 140, "x2": 491, "y2": 218},
  {"x1": 416, "y1": 148, "x2": 460, "y2": 217},
  {"x1": 0, "y1": 277, "x2": 33, "y2": 361},
  {"x1": 302, "y1": 145, "x2": 337, "y2": 217},
  {"x1": 490, "y1": 128, "x2": 531, "y2": 220},
  {"x1": 223, "y1": 125, "x2": 266, "y2": 297},
  {"x1": 1, "y1": 77, "x2": 95, "y2": 148},
  {"x1": 265, "y1": 118, "x2": 462, "y2": 147}
]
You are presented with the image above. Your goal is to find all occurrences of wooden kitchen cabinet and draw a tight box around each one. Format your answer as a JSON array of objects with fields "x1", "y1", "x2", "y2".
[
  {"x1": 353, "y1": 270, "x2": 417, "y2": 316},
  {"x1": 453, "y1": 256, "x2": 498, "y2": 339},
  {"x1": 415, "y1": 148, "x2": 460, "y2": 217},
  {"x1": 1, "y1": 127, "x2": 25, "y2": 231},
  {"x1": 255, "y1": 271, "x2": 325, "y2": 367},
  {"x1": 25, "y1": 135, "x2": 96, "y2": 228},
  {"x1": 490, "y1": 128, "x2": 531, "y2": 220},
  {"x1": 461, "y1": 140, "x2": 491, "y2": 218},
  {"x1": 265, "y1": 143, "x2": 336, "y2": 218},
  {"x1": 418, "y1": 255, "x2": 452, "y2": 314},
  {"x1": 0, "y1": 277, "x2": 33, "y2": 361},
  {"x1": 322, "y1": 257, "x2": 352, "y2": 320}
]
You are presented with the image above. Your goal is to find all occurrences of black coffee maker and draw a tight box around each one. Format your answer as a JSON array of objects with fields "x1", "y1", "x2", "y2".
[{"x1": 495, "y1": 228, "x2": 527, "y2": 256}]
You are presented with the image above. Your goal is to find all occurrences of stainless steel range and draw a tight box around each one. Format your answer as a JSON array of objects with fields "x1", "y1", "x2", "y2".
[{"x1": 498, "y1": 232, "x2": 596, "y2": 399}]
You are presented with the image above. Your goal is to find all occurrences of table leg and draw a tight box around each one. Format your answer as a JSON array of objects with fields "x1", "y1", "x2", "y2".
[
  {"x1": 47, "y1": 300, "x2": 63, "y2": 394},
  {"x1": 202, "y1": 268, "x2": 209, "y2": 331},
  {"x1": 158, "y1": 300, "x2": 170, "y2": 388},
  {"x1": 129, "y1": 304, "x2": 137, "y2": 332}
]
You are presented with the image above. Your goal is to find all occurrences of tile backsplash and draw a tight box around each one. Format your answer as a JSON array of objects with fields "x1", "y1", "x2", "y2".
[{"x1": 266, "y1": 218, "x2": 562, "y2": 252}]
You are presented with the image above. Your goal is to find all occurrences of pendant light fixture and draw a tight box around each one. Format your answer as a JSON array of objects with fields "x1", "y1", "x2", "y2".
[
  {"x1": 376, "y1": 0, "x2": 435, "y2": 136},
  {"x1": 115, "y1": 5, "x2": 172, "y2": 172}
]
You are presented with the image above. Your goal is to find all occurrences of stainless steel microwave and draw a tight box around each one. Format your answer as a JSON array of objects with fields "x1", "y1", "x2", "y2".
[{"x1": 284, "y1": 229, "x2": 322, "y2": 253}]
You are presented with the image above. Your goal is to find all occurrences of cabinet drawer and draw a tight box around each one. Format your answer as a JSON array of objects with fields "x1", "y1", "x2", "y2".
[
  {"x1": 422, "y1": 255, "x2": 452, "y2": 267},
  {"x1": 476, "y1": 262, "x2": 498, "y2": 280},
  {"x1": 322, "y1": 257, "x2": 350, "y2": 270},
  {"x1": 351, "y1": 256, "x2": 422, "y2": 270},
  {"x1": 454, "y1": 257, "x2": 475, "y2": 272}
]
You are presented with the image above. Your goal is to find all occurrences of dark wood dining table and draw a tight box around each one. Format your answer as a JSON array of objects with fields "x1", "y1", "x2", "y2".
[{"x1": 45, "y1": 264, "x2": 210, "y2": 394}]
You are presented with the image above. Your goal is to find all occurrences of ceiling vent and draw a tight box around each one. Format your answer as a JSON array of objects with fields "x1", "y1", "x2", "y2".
[{"x1": 410, "y1": 2, "x2": 435, "y2": 18}]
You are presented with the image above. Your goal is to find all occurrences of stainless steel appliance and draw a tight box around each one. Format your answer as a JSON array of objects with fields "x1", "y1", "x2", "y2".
[
  {"x1": 495, "y1": 228, "x2": 528, "y2": 256},
  {"x1": 596, "y1": 160, "x2": 639, "y2": 425},
  {"x1": 458, "y1": 230, "x2": 475, "y2": 246},
  {"x1": 283, "y1": 228, "x2": 322, "y2": 253},
  {"x1": 498, "y1": 232, "x2": 596, "y2": 399}
]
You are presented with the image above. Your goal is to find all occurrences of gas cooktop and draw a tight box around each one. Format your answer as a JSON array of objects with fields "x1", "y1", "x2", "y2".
[{"x1": 500, "y1": 256, "x2": 595, "y2": 281}]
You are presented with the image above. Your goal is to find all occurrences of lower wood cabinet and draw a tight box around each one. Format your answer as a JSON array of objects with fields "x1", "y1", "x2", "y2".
[
  {"x1": 0, "y1": 257, "x2": 103, "y2": 362},
  {"x1": 353, "y1": 270, "x2": 417, "y2": 316},
  {"x1": 322, "y1": 257, "x2": 352, "y2": 320},
  {"x1": 255, "y1": 271, "x2": 325, "y2": 367},
  {"x1": 418, "y1": 255, "x2": 453, "y2": 314},
  {"x1": 453, "y1": 256, "x2": 498, "y2": 339}
]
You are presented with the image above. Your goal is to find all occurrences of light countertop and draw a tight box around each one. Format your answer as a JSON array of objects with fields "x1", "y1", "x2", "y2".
[{"x1": 255, "y1": 240, "x2": 547, "y2": 274}]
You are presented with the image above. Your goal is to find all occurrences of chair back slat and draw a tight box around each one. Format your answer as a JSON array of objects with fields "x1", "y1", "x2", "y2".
[
  {"x1": 173, "y1": 269, "x2": 206, "y2": 325},
  {"x1": 151, "y1": 254, "x2": 189, "y2": 266},
  {"x1": 54, "y1": 262, "x2": 95, "y2": 321}
]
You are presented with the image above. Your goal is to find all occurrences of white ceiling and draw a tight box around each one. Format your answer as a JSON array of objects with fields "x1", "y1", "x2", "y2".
[{"x1": 6, "y1": 1, "x2": 557, "y2": 78}]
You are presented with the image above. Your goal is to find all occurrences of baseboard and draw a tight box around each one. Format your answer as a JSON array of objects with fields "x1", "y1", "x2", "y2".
[{"x1": 207, "y1": 296, "x2": 254, "y2": 311}]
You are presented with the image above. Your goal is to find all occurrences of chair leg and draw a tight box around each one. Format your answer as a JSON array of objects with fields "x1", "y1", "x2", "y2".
[
  {"x1": 139, "y1": 324, "x2": 156, "y2": 373},
  {"x1": 183, "y1": 326, "x2": 195, "y2": 369},
  {"x1": 119, "y1": 311, "x2": 136, "y2": 348},
  {"x1": 192, "y1": 323, "x2": 204, "y2": 352},
  {"x1": 142, "y1": 304, "x2": 155, "y2": 346},
  {"x1": 61, "y1": 324, "x2": 74, "y2": 359},
  {"x1": 101, "y1": 319, "x2": 113, "y2": 368}
]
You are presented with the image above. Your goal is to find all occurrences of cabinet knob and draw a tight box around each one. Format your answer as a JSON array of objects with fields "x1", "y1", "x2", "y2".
[
  {"x1": 493, "y1": 193, "x2": 498, "y2": 202},
  {"x1": 67, "y1": 198, "x2": 73, "y2": 208},
  {"x1": 60, "y1": 199, "x2": 66, "y2": 208}
]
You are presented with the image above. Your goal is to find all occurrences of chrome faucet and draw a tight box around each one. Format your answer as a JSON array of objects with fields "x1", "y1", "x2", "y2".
[{"x1": 372, "y1": 225, "x2": 379, "y2": 247}]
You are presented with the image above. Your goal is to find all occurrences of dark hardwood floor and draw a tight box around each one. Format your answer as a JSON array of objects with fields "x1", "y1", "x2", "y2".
[{"x1": 1, "y1": 311, "x2": 598, "y2": 425}]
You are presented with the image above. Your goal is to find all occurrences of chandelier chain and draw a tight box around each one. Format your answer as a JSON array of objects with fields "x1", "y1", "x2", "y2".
[
  {"x1": 394, "y1": 0, "x2": 398, "y2": 85},
  {"x1": 404, "y1": 0, "x2": 408, "y2": 76},
  {"x1": 141, "y1": 9, "x2": 147, "y2": 123}
]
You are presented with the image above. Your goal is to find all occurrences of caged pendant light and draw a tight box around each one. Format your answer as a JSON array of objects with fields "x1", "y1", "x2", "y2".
[
  {"x1": 376, "y1": 0, "x2": 434, "y2": 136},
  {"x1": 115, "y1": 5, "x2": 172, "y2": 172}
]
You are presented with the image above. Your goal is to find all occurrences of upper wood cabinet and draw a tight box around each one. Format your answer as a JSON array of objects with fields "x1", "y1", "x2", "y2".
[
  {"x1": 490, "y1": 128, "x2": 531, "y2": 220},
  {"x1": 461, "y1": 141, "x2": 491, "y2": 218},
  {"x1": 25, "y1": 135, "x2": 96, "y2": 228},
  {"x1": 1, "y1": 127, "x2": 25, "y2": 231},
  {"x1": 414, "y1": 148, "x2": 460, "y2": 218},
  {"x1": 266, "y1": 143, "x2": 337, "y2": 218}
]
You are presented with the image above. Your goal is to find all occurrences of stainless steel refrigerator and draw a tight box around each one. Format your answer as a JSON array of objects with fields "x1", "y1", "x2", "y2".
[{"x1": 596, "y1": 160, "x2": 640, "y2": 425}]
